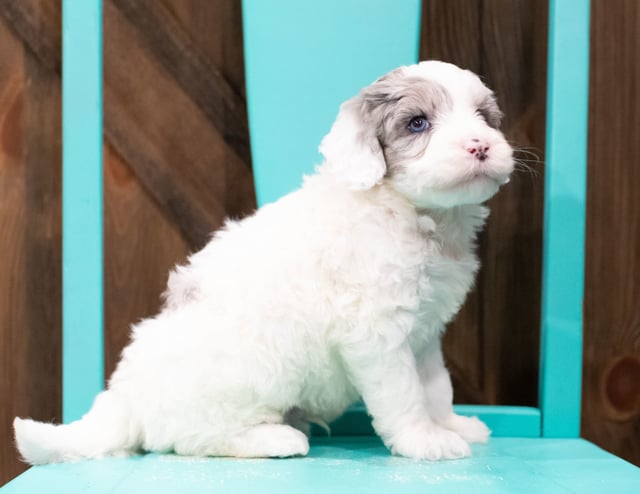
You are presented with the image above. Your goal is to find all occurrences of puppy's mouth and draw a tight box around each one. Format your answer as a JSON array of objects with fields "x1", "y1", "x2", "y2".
[{"x1": 450, "y1": 171, "x2": 506, "y2": 190}]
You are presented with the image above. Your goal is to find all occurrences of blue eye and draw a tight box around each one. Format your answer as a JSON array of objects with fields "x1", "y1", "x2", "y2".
[{"x1": 408, "y1": 116, "x2": 429, "y2": 133}]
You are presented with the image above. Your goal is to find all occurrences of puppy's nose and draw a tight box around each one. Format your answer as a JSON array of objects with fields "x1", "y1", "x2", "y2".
[{"x1": 465, "y1": 138, "x2": 490, "y2": 161}]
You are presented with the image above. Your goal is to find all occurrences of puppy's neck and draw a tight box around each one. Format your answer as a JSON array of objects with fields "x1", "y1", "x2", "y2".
[{"x1": 415, "y1": 204, "x2": 489, "y2": 259}]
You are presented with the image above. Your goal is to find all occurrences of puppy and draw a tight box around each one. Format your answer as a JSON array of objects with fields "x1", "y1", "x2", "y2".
[{"x1": 14, "y1": 61, "x2": 513, "y2": 463}]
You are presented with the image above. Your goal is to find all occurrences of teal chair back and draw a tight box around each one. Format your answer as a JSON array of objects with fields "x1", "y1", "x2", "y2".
[
  {"x1": 61, "y1": 0, "x2": 590, "y2": 439},
  {"x1": 61, "y1": 0, "x2": 104, "y2": 423}
]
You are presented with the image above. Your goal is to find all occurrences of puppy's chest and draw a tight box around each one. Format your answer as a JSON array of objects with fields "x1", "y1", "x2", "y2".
[{"x1": 413, "y1": 216, "x2": 479, "y2": 330}]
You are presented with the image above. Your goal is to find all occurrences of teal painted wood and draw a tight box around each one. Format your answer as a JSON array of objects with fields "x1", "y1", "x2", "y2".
[
  {"x1": 242, "y1": 0, "x2": 422, "y2": 206},
  {"x1": 4, "y1": 437, "x2": 639, "y2": 494},
  {"x1": 324, "y1": 404, "x2": 541, "y2": 438},
  {"x1": 539, "y1": 0, "x2": 591, "y2": 438},
  {"x1": 62, "y1": 0, "x2": 104, "y2": 423},
  {"x1": 454, "y1": 406, "x2": 541, "y2": 438}
]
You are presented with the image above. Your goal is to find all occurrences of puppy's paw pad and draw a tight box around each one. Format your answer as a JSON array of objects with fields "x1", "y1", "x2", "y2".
[
  {"x1": 390, "y1": 423, "x2": 471, "y2": 461},
  {"x1": 443, "y1": 415, "x2": 490, "y2": 444}
]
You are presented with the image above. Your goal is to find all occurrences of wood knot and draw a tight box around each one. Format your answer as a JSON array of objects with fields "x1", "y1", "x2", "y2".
[{"x1": 601, "y1": 354, "x2": 640, "y2": 422}]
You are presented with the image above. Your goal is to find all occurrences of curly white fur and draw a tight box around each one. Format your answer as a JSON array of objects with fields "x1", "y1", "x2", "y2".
[{"x1": 15, "y1": 61, "x2": 513, "y2": 463}]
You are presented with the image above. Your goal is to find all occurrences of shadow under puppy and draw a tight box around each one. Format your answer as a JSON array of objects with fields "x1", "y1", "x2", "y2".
[{"x1": 15, "y1": 60, "x2": 513, "y2": 463}]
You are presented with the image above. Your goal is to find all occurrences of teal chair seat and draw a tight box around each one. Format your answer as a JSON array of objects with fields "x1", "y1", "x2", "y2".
[
  {"x1": 3, "y1": 0, "x2": 640, "y2": 492},
  {"x1": 4, "y1": 437, "x2": 638, "y2": 494}
]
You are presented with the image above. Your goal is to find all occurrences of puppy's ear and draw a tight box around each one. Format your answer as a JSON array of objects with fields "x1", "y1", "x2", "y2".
[{"x1": 318, "y1": 95, "x2": 386, "y2": 190}]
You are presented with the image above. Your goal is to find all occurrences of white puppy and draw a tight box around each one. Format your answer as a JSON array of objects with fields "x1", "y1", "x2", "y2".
[{"x1": 15, "y1": 61, "x2": 513, "y2": 464}]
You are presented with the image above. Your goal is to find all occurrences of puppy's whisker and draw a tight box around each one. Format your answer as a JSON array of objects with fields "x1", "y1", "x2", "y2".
[
  {"x1": 513, "y1": 159, "x2": 538, "y2": 171},
  {"x1": 513, "y1": 159, "x2": 542, "y2": 172},
  {"x1": 512, "y1": 160, "x2": 540, "y2": 184},
  {"x1": 510, "y1": 144, "x2": 539, "y2": 150},
  {"x1": 511, "y1": 148, "x2": 543, "y2": 183},
  {"x1": 508, "y1": 142, "x2": 538, "y2": 150},
  {"x1": 512, "y1": 147, "x2": 542, "y2": 160},
  {"x1": 513, "y1": 155, "x2": 543, "y2": 162}
]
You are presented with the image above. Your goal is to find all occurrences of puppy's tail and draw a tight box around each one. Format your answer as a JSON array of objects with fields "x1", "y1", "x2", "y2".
[{"x1": 14, "y1": 390, "x2": 140, "y2": 465}]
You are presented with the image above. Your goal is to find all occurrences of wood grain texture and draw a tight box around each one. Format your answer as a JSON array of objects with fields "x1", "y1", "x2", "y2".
[
  {"x1": 22, "y1": 44, "x2": 62, "y2": 428},
  {"x1": 0, "y1": 0, "x2": 249, "y2": 167},
  {"x1": 102, "y1": 0, "x2": 256, "y2": 375},
  {"x1": 111, "y1": 0, "x2": 251, "y2": 167},
  {"x1": 104, "y1": 0, "x2": 227, "y2": 248},
  {"x1": 0, "y1": 0, "x2": 60, "y2": 73},
  {"x1": 103, "y1": 144, "x2": 190, "y2": 378},
  {"x1": 0, "y1": 17, "x2": 27, "y2": 484},
  {"x1": 0, "y1": 7, "x2": 62, "y2": 484},
  {"x1": 102, "y1": 0, "x2": 255, "y2": 381},
  {"x1": 159, "y1": 0, "x2": 255, "y2": 218},
  {"x1": 421, "y1": 0, "x2": 548, "y2": 406},
  {"x1": 0, "y1": 0, "x2": 256, "y2": 249},
  {"x1": 583, "y1": 0, "x2": 640, "y2": 466}
]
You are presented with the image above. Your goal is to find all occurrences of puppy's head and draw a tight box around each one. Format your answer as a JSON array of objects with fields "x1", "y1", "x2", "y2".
[{"x1": 319, "y1": 61, "x2": 513, "y2": 208}]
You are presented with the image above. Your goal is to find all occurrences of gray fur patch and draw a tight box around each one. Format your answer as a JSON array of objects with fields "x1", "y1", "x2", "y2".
[
  {"x1": 477, "y1": 94, "x2": 503, "y2": 129},
  {"x1": 356, "y1": 73, "x2": 453, "y2": 168}
]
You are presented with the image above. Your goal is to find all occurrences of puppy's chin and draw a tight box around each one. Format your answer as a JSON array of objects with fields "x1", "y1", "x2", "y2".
[{"x1": 390, "y1": 174, "x2": 506, "y2": 210}]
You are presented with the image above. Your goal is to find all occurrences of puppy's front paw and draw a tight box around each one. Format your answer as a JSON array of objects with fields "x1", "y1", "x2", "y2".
[
  {"x1": 389, "y1": 422, "x2": 471, "y2": 461},
  {"x1": 442, "y1": 414, "x2": 491, "y2": 444}
]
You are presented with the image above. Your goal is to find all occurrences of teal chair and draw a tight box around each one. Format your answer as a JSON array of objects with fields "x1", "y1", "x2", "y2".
[{"x1": 3, "y1": 0, "x2": 640, "y2": 492}]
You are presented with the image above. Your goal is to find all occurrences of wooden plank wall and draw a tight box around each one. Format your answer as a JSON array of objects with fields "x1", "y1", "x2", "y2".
[
  {"x1": 0, "y1": 0, "x2": 639, "y2": 485},
  {"x1": 0, "y1": 0, "x2": 63, "y2": 484},
  {"x1": 583, "y1": 0, "x2": 640, "y2": 467}
]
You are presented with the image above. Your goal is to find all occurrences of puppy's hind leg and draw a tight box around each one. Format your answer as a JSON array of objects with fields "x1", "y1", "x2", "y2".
[
  {"x1": 175, "y1": 424, "x2": 310, "y2": 459},
  {"x1": 231, "y1": 424, "x2": 310, "y2": 458}
]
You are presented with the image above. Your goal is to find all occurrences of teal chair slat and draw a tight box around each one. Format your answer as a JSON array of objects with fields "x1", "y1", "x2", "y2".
[
  {"x1": 539, "y1": 0, "x2": 591, "y2": 438},
  {"x1": 319, "y1": 405, "x2": 541, "y2": 438},
  {"x1": 61, "y1": 0, "x2": 104, "y2": 423},
  {"x1": 454, "y1": 406, "x2": 541, "y2": 438},
  {"x1": 242, "y1": 0, "x2": 422, "y2": 206}
]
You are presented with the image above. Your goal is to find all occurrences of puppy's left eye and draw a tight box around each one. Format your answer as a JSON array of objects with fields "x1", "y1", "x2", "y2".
[{"x1": 408, "y1": 116, "x2": 430, "y2": 133}]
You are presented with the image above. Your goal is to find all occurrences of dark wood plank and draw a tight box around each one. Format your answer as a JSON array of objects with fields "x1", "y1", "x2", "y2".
[
  {"x1": 22, "y1": 45, "x2": 63, "y2": 427},
  {"x1": 0, "y1": 16, "x2": 28, "y2": 485},
  {"x1": 0, "y1": 8, "x2": 62, "y2": 484},
  {"x1": 111, "y1": 0, "x2": 251, "y2": 168},
  {"x1": 160, "y1": 0, "x2": 255, "y2": 218},
  {"x1": 421, "y1": 0, "x2": 482, "y2": 73},
  {"x1": 421, "y1": 0, "x2": 547, "y2": 406},
  {"x1": 103, "y1": 144, "x2": 191, "y2": 378},
  {"x1": 477, "y1": 0, "x2": 547, "y2": 407},
  {"x1": 583, "y1": 0, "x2": 640, "y2": 466},
  {"x1": 104, "y1": 0, "x2": 233, "y2": 248},
  {"x1": 0, "y1": 0, "x2": 60, "y2": 73}
]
